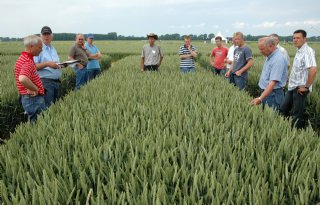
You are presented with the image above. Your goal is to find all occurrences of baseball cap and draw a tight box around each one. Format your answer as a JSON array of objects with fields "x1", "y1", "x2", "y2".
[
  {"x1": 87, "y1": 33, "x2": 94, "y2": 39},
  {"x1": 41, "y1": 26, "x2": 52, "y2": 34}
]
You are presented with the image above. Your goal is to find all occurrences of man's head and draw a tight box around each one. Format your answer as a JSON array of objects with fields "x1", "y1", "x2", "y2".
[
  {"x1": 87, "y1": 33, "x2": 94, "y2": 45},
  {"x1": 269, "y1": 33, "x2": 280, "y2": 45},
  {"x1": 184, "y1": 35, "x2": 192, "y2": 47},
  {"x1": 293, "y1": 29, "x2": 307, "y2": 49},
  {"x1": 258, "y1": 37, "x2": 277, "y2": 57},
  {"x1": 215, "y1": 36, "x2": 223, "y2": 47},
  {"x1": 75, "y1": 34, "x2": 85, "y2": 46},
  {"x1": 24, "y1": 35, "x2": 43, "y2": 56},
  {"x1": 233, "y1": 32, "x2": 245, "y2": 47},
  {"x1": 40, "y1": 26, "x2": 53, "y2": 45},
  {"x1": 147, "y1": 33, "x2": 158, "y2": 46}
]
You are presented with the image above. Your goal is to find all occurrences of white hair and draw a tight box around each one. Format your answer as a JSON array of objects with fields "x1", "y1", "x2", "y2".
[
  {"x1": 24, "y1": 35, "x2": 42, "y2": 47},
  {"x1": 258, "y1": 37, "x2": 276, "y2": 47}
]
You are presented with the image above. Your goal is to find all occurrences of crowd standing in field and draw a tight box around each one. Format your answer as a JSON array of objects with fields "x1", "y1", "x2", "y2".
[
  {"x1": 225, "y1": 35, "x2": 237, "y2": 75},
  {"x1": 14, "y1": 35, "x2": 46, "y2": 122},
  {"x1": 85, "y1": 33, "x2": 102, "y2": 81},
  {"x1": 14, "y1": 28, "x2": 317, "y2": 129},
  {"x1": 34, "y1": 26, "x2": 64, "y2": 108},
  {"x1": 269, "y1": 33, "x2": 291, "y2": 69},
  {"x1": 250, "y1": 37, "x2": 288, "y2": 111},
  {"x1": 209, "y1": 36, "x2": 228, "y2": 77},
  {"x1": 225, "y1": 32, "x2": 254, "y2": 90},
  {"x1": 140, "y1": 33, "x2": 164, "y2": 72},
  {"x1": 279, "y1": 29, "x2": 317, "y2": 129},
  {"x1": 68, "y1": 34, "x2": 90, "y2": 90},
  {"x1": 179, "y1": 35, "x2": 198, "y2": 73}
]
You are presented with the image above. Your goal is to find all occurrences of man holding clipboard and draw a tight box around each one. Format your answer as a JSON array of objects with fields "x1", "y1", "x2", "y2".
[{"x1": 34, "y1": 26, "x2": 64, "y2": 107}]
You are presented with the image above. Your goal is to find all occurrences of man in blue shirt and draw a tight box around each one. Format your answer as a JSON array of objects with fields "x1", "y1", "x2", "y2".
[
  {"x1": 34, "y1": 26, "x2": 63, "y2": 107},
  {"x1": 85, "y1": 33, "x2": 101, "y2": 81},
  {"x1": 251, "y1": 37, "x2": 288, "y2": 111}
]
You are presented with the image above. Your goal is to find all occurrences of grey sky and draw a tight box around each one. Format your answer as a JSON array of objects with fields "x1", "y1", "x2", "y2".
[{"x1": 1, "y1": 0, "x2": 320, "y2": 38}]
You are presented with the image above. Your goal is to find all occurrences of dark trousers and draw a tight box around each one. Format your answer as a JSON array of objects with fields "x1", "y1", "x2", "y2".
[
  {"x1": 144, "y1": 65, "x2": 158, "y2": 71},
  {"x1": 279, "y1": 88, "x2": 309, "y2": 129}
]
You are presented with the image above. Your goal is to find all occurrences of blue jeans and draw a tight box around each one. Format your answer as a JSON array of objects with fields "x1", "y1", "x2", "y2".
[
  {"x1": 20, "y1": 95, "x2": 46, "y2": 123},
  {"x1": 41, "y1": 78, "x2": 60, "y2": 107},
  {"x1": 87, "y1": 69, "x2": 101, "y2": 81},
  {"x1": 261, "y1": 88, "x2": 284, "y2": 111},
  {"x1": 279, "y1": 88, "x2": 309, "y2": 129},
  {"x1": 74, "y1": 66, "x2": 88, "y2": 90},
  {"x1": 180, "y1": 67, "x2": 195, "y2": 73},
  {"x1": 229, "y1": 73, "x2": 246, "y2": 90}
]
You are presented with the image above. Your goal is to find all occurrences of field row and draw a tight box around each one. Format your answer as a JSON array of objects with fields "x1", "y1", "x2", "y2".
[{"x1": 1, "y1": 55, "x2": 319, "y2": 204}]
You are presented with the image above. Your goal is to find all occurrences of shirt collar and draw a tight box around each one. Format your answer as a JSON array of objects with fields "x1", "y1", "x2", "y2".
[
  {"x1": 267, "y1": 48, "x2": 278, "y2": 60},
  {"x1": 297, "y1": 42, "x2": 308, "y2": 53},
  {"x1": 42, "y1": 43, "x2": 51, "y2": 50},
  {"x1": 21, "y1": 51, "x2": 34, "y2": 59}
]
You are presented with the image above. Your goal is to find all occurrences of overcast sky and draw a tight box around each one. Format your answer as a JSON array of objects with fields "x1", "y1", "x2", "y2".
[{"x1": 1, "y1": 0, "x2": 320, "y2": 38}]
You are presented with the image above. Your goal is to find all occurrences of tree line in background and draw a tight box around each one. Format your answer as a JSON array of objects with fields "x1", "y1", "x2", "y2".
[{"x1": 1, "y1": 32, "x2": 319, "y2": 42}]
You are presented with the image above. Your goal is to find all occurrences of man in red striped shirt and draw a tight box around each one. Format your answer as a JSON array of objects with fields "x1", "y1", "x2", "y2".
[{"x1": 15, "y1": 35, "x2": 46, "y2": 122}]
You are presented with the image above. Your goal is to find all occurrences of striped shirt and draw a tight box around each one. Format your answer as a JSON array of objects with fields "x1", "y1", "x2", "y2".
[
  {"x1": 179, "y1": 45, "x2": 197, "y2": 68},
  {"x1": 15, "y1": 52, "x2": 44, "y2": 95},
  {"x1": 288, "y1": 43, "x2": 317, "y2": 91}
]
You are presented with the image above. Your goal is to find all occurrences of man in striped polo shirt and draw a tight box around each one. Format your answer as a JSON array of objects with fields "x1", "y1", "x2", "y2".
[
  {"x1": 179, "y1": 35, "x2": 198, "y2": 73},
  {"x1": 15, "y1": 35, "x2": 46, "y2": 122},
  {"x1": 280, "y1": 29, "x2": 317, "y2": 129}
]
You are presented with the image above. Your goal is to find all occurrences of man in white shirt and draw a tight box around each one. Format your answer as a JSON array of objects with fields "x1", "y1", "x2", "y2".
[{"x1": 279, "y1": 29, "x2": 317, "y2": 129}]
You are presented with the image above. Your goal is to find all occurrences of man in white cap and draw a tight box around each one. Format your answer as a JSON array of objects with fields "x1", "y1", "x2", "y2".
[{"x1": 140, "y1": 33, "x2": 164, "y2": 71}]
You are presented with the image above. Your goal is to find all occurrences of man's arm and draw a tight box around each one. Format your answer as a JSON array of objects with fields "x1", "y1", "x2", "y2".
[
  {"x1": 251, "y1": 80, "x2": 277, "y2": 105},
  {"x1": 19, "y1": 75, "x2": 39, "y2": 96},
  {"x1": 209, "y1": 52, "x2": 215, "y2": 66},
  {"x1": 140, "y1": 57, "x2": 145, "y2": 72},
  {"x1": 235, "y1": 58, "x2": 254, "y2": 76},
  {"x1": 36, "y1": 61, "x2": 60, "y2": 70},
  {"x1": 158, "y1": 56, "x2": 163, "y2": 68},
  {"x1": 225, "y1": 61, "x2": 234, "y2": 78},
  {"x1": 298, "y1": 66, "x2": 317, "y2": 94}
]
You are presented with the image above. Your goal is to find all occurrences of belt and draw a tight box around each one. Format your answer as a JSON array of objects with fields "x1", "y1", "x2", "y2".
[{"x1": 42, "y1": 78, "x2": 61, "y2": 83}]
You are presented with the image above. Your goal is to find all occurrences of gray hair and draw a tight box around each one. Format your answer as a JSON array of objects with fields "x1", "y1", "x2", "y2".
[
  {"x1": 76, "y1": 33, "x2": 84, "y2": 39},
  {"x1": 258, "y1": 37, "x2": 276, "y2": 47},
  {"x1": 269, "y1": 33, "x2": 280, "y2": 44},
  {"x1": 24, "y1": 35, "x2": 42, "y2": 47}
]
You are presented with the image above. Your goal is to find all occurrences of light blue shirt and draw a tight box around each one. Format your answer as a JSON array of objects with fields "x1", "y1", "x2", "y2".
[
  {"x1": 34, "y1": 43, "x2": 61, "y2": 79},
  {"x1": 258, "y1": 48, "x2": 288, "y2": 89},
  {"x1": 85, "y1": 43, "x2": 101, "y2": 70}
]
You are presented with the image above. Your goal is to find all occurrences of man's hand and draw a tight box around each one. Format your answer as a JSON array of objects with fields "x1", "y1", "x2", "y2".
[
  {"x1": 235, "y1": 70, "x2": 242, "y2": 76},
  {"x1": 27, "y1": 89, "x2": 38, "y2": 97},
  {"x1": 77, "y1": 63, "x2": 84, "y2": 69},
  {"x1": 250, "y1": 97, "x2": 262, "y2": 105},
  {"x1": 225, "y1": 70, "x2": 231, "y2": 78},
  {"x1": 47, "y1": 61, "x2": 60, "y2": 69},
  {"x1": 297, "y1": 86, "x2": 309, "y2": 95}
]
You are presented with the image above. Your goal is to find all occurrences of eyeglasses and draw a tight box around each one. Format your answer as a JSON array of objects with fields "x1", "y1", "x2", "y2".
[{"x1": 78, "y1": 39, "x2": 84, "y2": 40}]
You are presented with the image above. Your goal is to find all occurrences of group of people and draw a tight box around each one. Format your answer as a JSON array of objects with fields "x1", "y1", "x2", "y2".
[
  {"x1": 141, "y1": 30, "x2": 317, "y2": 129},
  {"x1": 14, "y1": 27, "x2": 317, "y2": 129},
  {"x1": 14, "y1": 26, "x2": 101, "y2": 122}
]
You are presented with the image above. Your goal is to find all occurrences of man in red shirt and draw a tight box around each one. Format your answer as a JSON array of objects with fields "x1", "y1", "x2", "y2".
[
  {"x1": 210, "y1": 36, "x2": 228, "y2": 77},
  {"x1": 15, "y1": 35, "x2": 46, "y2": 122}
]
